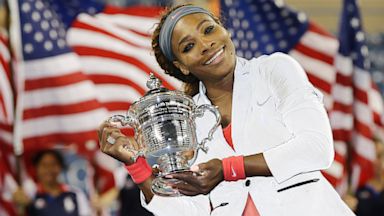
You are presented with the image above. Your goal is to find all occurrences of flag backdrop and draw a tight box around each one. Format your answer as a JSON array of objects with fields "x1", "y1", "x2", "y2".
[
  {"x1": 336, "y1": 0, "x2": 384, "y2": 189},
  {"x1": 0, "y1": 28, "x2": 17, "y2": 216},
  {"x1": 8, "y1": 0, "x2": 180, "y2": 154},
  {"x1": 220, "y1": 0, "x2": 384, "y2": 190},
  {"x1": 0, "y1": 28, "x2": 13, "y2": 150},
  {"x1": 6, "y1": 0, "x2": 180, "y2": 200},
  {"x1": 2, "y1": 1, "x2": 384, "y2": 211}
]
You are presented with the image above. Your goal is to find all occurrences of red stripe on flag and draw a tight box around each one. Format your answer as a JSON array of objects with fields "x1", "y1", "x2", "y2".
[
  {"x1": 308, "y1": 22, "x2": 335, "y2": 39},
  {"x1": 0, "y1": 199, "x2": 16, "y2": 216},
  {"x1": 117, "y1": 26, "x2": 152, "y2": 38},
  {"x1": 354, "y1": 87, "x2": 368, "y2": 104},
  {"x1": 23, "y1": 99, "x2": 102, "y2": 119},
  {"x1": 333, "y1": 101, "x2": 353, "y2": 113},
  {"x1": 335, "y1": 72, "x2": 353, "y2": 86},
  {"x1": 103, "y1": 5, "x2": 163, "y2": 17},
  {"x1": 0, "y1": 56, "x2": 11, "y2": 81},
  {"x1": 294, "y1": 43, "x2": 334, "y2": 65},
  {"x1": 24, "y1": 71, "x2": 88, "y2": 90},
  {"x1": 352, "y1": 151, "x2": 374, "y2": 186},
  {"x1": 354, "y1": 118, "x2": 373, "y2": 138},
  {"x1": 333, "y1": 129, "x2": 353, "y2": 141},
  {"x1": 373, "y1": 111, "x2": 383, "y2": 127},
  {"x1": 89, "y1": 74, "x2": 146, "y2": 95},
  {"x1": 23, "y1": 130, "x2": 98, "y2": 151},
  {"x1": 0, "y1": 94, "x2": 7, "y2": 119},
  {"x1": 71, "y1": 21, "x2": 150, "y2": 50},
  {"x1": 306, "y1": 72, "x2": 332, "y2": 94},
  {"x1": 0, "y1": 122, "x2": 12, "y2": 132},
  {"x1": 102, "y1": 101, "x2": 132, "y2": 111},
  {"x1": 72, "y1": 46, "x2": 175, "y2": 90}
]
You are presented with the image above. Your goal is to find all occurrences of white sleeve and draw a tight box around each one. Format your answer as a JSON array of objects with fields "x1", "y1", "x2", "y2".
[
  {"x1": 140, "y1": 192, "x2": 210, "y2": 216},
  {"x1": 262, "y1": 53, "x2": 334, "y2": 183}
]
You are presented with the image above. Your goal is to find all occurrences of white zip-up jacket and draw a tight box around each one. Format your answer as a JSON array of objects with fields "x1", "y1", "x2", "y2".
[{"x1": 141, "y1": 53, "x2": 355, "y2": 216}]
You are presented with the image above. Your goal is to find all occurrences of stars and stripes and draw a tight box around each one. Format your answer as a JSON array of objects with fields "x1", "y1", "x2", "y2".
[
  {"x1": 0, "y1": 29, "x2": 13, "y2": 148},
  {"x1": 220, "y1": 0, "x2": 384, "y2": 190},
  {"x1": 0, "y1": 28, "x2": 17, "y2": 216},
  {"x1": 9, "y1": 0, "x2": 180, "y2": 154},
  {"x1": 6, "y1": 0, "x2": 180, "y2": 204},
  {"x1": 336, "y1": 0, "x2": 384, "y2": 189},
  {"x1": 68, "y1": 5, "x2": 181, "y2": 118},
  {"x1": 9, "y1": 0, "x2": 109, "y2": 155}
]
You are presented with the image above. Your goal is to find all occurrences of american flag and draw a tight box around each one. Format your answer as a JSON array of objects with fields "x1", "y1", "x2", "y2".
[
  {"x1": 0, "y1": 28, "x2": 13, "y2": 150},
  {"x1": 336, "y1": 0, "x2": 384, "y2": 189},
  {"x1": 220, "y1": 0, "x2": 384, "y2": 191},
  {"x1": 6, "y1": 0, "x2": 180, "y2": 201},
  {"x1": 8, "y1": 0, "x2": 179, "y2": 154},
  {"x1": 0, "y1": 28, "x2": 17, "y2": 216},
  {"x1": 9, "y1": 0, "x2": 108, "y2": 155}
]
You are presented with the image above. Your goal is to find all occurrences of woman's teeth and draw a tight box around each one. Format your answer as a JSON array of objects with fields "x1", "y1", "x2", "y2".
[{"x1": 205, "y1": 48, "x2": 224, "y2": 65}]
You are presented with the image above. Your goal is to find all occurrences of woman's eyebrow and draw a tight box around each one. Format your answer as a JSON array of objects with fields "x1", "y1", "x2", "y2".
[
  {"x1": 196, "y1": 19, "x2": 210, "y2": 30},
  {"x1": 178, "y1": 19, "x2": 210, "y2": 46}
]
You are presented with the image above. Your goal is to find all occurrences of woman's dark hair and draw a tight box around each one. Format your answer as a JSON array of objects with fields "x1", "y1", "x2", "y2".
[
  {"x1": 32, "y1": 149, "x2": 66, "y2": 170},
  {"x1": 152, "y1": 4, "x2": 222, "y2": 96}
]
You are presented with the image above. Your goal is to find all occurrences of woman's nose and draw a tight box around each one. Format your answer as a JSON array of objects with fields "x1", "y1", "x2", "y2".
[{"x1": 200, "y1": 39, "x2": 215, "y2": 55}]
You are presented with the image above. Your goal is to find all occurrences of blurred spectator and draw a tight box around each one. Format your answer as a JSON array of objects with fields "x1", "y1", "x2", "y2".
[
  {"x1": 118, "y1": 174, "x2": 153, "y2": 216},
  {"x1": 355, "y1": 138, "x2": 384, "y2": 216},
  {"x1": 12, "y1": 149, "x2": 91, "y2": 216}
]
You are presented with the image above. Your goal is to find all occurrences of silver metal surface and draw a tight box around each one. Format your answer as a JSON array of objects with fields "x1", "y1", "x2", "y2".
[{"x1": 108, "y1": 73, "x2": 221, "y2": 196}]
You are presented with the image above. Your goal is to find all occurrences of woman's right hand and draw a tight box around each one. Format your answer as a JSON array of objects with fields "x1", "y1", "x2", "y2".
[{"x1": 97, "y1": 121, "x2": 140, "y2": 165}]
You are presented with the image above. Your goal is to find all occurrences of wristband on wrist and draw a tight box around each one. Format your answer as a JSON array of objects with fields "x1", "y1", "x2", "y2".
[
  {"x1": 125, "y1": 157, "x2": 152, "y2": 184},
  {"x1": 222, "y1": 156, "x2": 246, "y2": 181}
]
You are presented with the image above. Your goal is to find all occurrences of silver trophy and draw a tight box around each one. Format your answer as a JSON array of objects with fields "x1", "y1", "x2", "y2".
[{"x1": 108, "y1": 73, "x2": 221, "y2": 196}]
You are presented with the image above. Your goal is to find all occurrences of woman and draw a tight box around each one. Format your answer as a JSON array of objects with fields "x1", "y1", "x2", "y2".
[
  {"x1": 98, "y1": 4, "x2": 355, "y2": 216},
  {"x1": 12, "y1": 149, "x2": 91, "y2": 216}
]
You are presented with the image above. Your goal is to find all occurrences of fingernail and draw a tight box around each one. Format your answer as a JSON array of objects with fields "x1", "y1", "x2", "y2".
[{"x1": 164, "y1": 175, "x2": 173, "y2": 179}]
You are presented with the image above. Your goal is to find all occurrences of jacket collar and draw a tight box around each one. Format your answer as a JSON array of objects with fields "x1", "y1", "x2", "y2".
[{"x1": 194, "y1": 56, "x2": 252, "y2": 152}]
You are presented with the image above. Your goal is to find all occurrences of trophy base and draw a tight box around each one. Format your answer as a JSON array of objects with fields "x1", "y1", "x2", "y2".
[{"x1": 151, "y1": 169, "x2": 191, "y2": 197}]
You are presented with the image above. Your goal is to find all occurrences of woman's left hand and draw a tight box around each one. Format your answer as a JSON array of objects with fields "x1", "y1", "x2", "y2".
[{"x1": 168, "y1": 159, "x2": 224, "y2": 196}]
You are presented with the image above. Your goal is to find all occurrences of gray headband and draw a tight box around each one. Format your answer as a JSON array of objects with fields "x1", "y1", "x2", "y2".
[{"x1": 159, "y1": 5, "x2": 212, "y2": 61}]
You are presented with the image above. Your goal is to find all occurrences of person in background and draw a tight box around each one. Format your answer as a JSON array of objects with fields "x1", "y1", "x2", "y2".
[
  {"x1": 12, "y1": 149, "x2": 91, "y2": 216},
  {"x1": 98, "y1": 4, "x2": 355, "y2": 216},
  {"x1": 118, "y1": 174, "x2": 153, "y2": 216},
  {"x1": 355, "y1": 138, "x2": 384, "y2": 216}
]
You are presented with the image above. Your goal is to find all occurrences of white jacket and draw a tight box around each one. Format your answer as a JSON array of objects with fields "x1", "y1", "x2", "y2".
[{"x1": 141, "y1": 53, "x2": 355, "y2": 216}]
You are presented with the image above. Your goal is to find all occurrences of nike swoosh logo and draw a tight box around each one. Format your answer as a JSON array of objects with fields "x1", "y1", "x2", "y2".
[
  {"x1": 256, "y1": 96, "x2": 272, "y2": 106},
  {"x1": 231, "y1": 166, "x2": 237, "y2": 177}
]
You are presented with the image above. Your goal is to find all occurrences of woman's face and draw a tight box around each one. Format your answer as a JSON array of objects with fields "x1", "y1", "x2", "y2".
[
  {"x1": 36, "y1": 153, "x2": 62, "y2": 185},
  {"x1": 171, "y1": 13, "x2": 236, "y2": 83}
]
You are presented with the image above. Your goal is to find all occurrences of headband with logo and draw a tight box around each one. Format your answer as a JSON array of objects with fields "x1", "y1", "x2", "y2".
[{"x1": 159, "y1": 5, "x2": 213, "y2": 61}]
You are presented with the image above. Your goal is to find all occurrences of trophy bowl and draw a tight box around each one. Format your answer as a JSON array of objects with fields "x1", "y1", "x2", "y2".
[{"x1": 108, "y1": 73, "x2": 221, "y2": 196}]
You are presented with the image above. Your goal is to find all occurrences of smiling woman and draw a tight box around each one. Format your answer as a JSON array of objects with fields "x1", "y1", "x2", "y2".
[
  {"x1": 152, "y1": 4, "x2": 236, "y2": 97},
  {"x1": 98, "y1": 4, "x2": 356, "y2": 216}
]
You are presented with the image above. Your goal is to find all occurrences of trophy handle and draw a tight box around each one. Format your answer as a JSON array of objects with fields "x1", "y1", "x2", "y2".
[
  {"x1": 107, "y1": 114, "x2": 144, "y2": 162},
  {"x1": 108, "y1": 113, "x2": 136, "y2": 127},
  {"x1": 193, "y1": 104, "x2": 221, "y2": 153}
]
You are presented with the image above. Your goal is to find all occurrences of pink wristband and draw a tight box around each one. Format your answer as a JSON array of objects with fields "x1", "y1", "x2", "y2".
[
  {"x1": 222, "y1": 156, "x2": 246, "y2": 181},
  {"x1": 125, "y1": 157, "x2": 152, "y2": 184}
]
